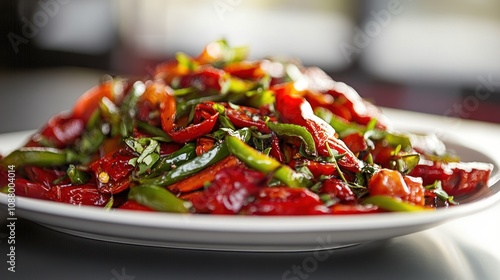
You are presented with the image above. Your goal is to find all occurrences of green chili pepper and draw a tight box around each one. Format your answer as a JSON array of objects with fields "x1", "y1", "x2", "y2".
[
  {"x1": 139, "y1": 141, "x2": 229, "y2": 186},
  {"x1": 119, "y1": 81, "x2": 146, "y2": 137},
  {"x1": 266, "y1": 122, "x2": 317, "y2": 156},
  {"x1": 1, "y1": 147, "x2": 81, "y2": 167},
  {"x1": 136, "y1": 121, "x2": 172, "y2": 141},
  {"x1": 67, "y1": 164, "x2": 90, "y2": 185},
  {"x1": 225, "y1": 135, "x2": 312, "y2": 188},
  {"x1": 142, "y1": 143, "x2": 197, "y2": 178},
  {"x1": 138, "y1": 129, "x2": 250, "y2": 186},
  {"x1": 362, "y1": 195, "x2": 431, "y2": 212},
  {"x1": 128, "y1": 185, "x2": 192, "y2": 213}
]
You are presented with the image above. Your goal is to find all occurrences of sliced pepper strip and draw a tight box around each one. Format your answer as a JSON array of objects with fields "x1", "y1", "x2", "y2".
[
  {"x1": 225, "y1": 135, "x2": 312, "y2": 188},
  {"x1": 274, "y1": 84, "x2": 363, "y2": 172},
  {"x1": 128, "y1": 185, "x2": 192, "y2": 213},
  {"x1": 167, "y1": 155, "x2": 242, "y2": 193},
  {"x1": 362, "y1": 195, "x2": 432, "y2": 212},
  {"x1": 1, "y1": 147, "x2": 81, "y2": 167},
  {"x1": 266, "y1": 122, "x2": 316, "y2": 156},
  {"x1": 161, "y1": 90, "x2": 219, "y2": 143}
]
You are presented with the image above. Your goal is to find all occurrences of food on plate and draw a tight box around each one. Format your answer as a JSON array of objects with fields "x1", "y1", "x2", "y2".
[{"x1": 0, "y1": 40, "x2": 494, "y2": 215}]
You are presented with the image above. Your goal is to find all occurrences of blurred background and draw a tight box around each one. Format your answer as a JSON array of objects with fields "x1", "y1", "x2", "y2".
[{"x1": 1, "y1": 0, "x2": 499, "y2": 133}]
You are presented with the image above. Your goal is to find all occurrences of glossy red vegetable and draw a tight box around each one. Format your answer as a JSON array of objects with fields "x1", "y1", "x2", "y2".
[
  {"x1": 243, "y1": 187, "x2": 330, "y2": 215},
  {"x1": 88, "y1": 148, "x2": 135, "y2": 194},
  {"x1": 274, "y1": 84, "x2": 363, "y2": 172},
  {"x1": 409, "y1": 160, "x2": 493, "y2": 196}
]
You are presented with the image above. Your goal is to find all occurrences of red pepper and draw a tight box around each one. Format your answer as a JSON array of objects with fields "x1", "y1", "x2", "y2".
[
  {"x1": 191, "y1": 165, "x2": 264, "y2": 214},
  {"x1": 273, "y1": 84, "x2": 363, "y2": 172},
  {"x1": 223, "y1": 61, "x2": 266, "y2": 81},
  {"x1": 342, "y1": 132, "x2": 368, "y2": 154},
  {"x1": 161, "y1": 94, "x2": 219, "y2": 143},
  {"x1": 269, "y1": 133, "x2": 285, "y2": 162},
  {"x1": 119, "y1": 200, "x2": 155, "y2": 212},
  {"x1": 14, "y1": 178, "x2": 51, "y2": 200},
  {"x1": 72, "y1": 81, "x2": 114, "y2": 123},
  {"x1": 320, "y1": 177, "x2": 357, "y2": 203},
  {"x1": 178, "y1": 66, "x2": 226, "y2": 92},
  {"x1": 409, "y1": 160, "x2": 492, "y2": 196},
  {"x1": 24, "y1": 166, "x2": 69, "y2": 187},
  {"x1": 47, "y1": 183, "x2": 110, "y2": 206},
  {"x1": 243, "y1": 187, "x2": 330, "y2": 215},
  {"x1": 89, "y1": 148, "x2": 135, "y2": 194},
  {"x1": 29, "y1": 112, "x2": 85, "y2": 148},
  {"x1": 225, "y1": 105, "x2": 274, "y2": 133},
  {"x1": 330, "y1": 204, "x2": 381, "y2": 215},
  {"x1": 301, "y1": 67, "x2": 390, "y2": 129}
]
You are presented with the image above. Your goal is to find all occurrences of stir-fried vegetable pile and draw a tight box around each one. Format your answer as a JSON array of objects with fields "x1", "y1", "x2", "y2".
[{"x1": 0, "y1": 40, "x2": 493, "y2": 215}]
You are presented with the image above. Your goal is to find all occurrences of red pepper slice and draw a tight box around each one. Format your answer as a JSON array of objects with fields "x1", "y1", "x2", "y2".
[
  {"x1": 178, "y1": 66, "x2": 226, "y2": 92},
  {"x1": 273, "y1": 84, "x2": 363, "y2": 172},
  {"x1": 409, "y1": 160, "x2": 492, "y2": 196},
  {"x1": 225, "y1": 105, "x2": 273, "y2": 133},
  {"x1": 161, "y1": 91, "x2": 219, "y2": 143},
  {"x1": 191, "y1": 165, "x2": 264, "y2": 214},
  {"x1": 88, "y1": 148, "x2": 135, "y2": 194},
  {"x1": 243, "y1": 187, "x2": 330, "y2": 215},
  {"x1": 119, "y1": 200, "x2": 155, "y2": 212},
  {"x1": 29, "y1": 112, "x2": 85, "y2": 148},
  {"x1": 47, "y1": 183, "x2": 110, "y2": 206}
]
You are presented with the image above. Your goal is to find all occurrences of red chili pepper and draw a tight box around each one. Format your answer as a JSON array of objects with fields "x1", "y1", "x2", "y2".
[
  {"x1": 14, "y1": 178, "x2": 51, "y2": 200},
  {"x1": 225, "y1": 105, "x2": 273, "y2": 133},
  {"x1": 161, "y1": 94, "x2": 219, "y2": 143},
  {"x1": 30, "y1": 112, "x2": 85, "y2": 148},
  {"x1": 24, "y1": 166, "x2": 69, "y2": 187},
  {"x1": 119, "y1": 200, "x2": 155, "y2": 212},
  {"x1": 342, "y1": 132, "x2": 368, "y2": 154},
  {"x1": 191, "y1": 165, "x2": 264, "y2": 214},
  {"x1": 301, "y1": 67, "x2": 390, "y2": 129},
  {"x1": 47, "y1": 183, "x2": 110, "y2": 206},
  {"x1": 223, "y1": 61, "x2": 266, "y2": 80},
  {"x1": 88, "y1": 148, "x2": 135, "y2": 194},
  {"x1": 179, "y1": 66, "x2": 226, "y2": 92},
  {"x1": 320, "y1": 177, "x2": 357, "y2": 203},
  {"x1": 289, "y1": 159, "x2": 338, "y2": 178},
  {"x1": 72, "y1": 81, "x2": 114, "y2": 123},
  {"x1": 409, "y1": 160, "x2": 492, "y2": 196},
  {"x1": 243, "y1": 187, "x2": 330, "y2": 215},
  {"x1": 269, "y1": 133, "x2": 285, "y2": 162},
  {"x1": 330, "y1": 204, "x2": 381, "y2": 215},
  {"x1": 273, "y1": 84, "x2": 363, "y2": 172}
]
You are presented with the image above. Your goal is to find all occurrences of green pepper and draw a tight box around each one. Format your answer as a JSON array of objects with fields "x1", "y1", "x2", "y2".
[
  {"x1": 138, "y1": 129, "x2": 250, "y2": 186},
  {"x1": 67, "y1": 164, "x2": 90, "y2": 185},
  {"x1": 362, "y1": 195, "x2": 432, "y2": 212},
  {"x1": 136, "y1": 121, "x2": 172, "y2": 141},
  {"x1": 141, "y1": 143, "x2": 197, "y2": 178},
  {"x1": 225, "y1": 135, "x2": 312, "y2": 188},
  {"x1": 138, "y1": 141, "x2": 229, "y2": 187},
  {"x1": 266, "y1": 122, "x2": 317, "y2": 156},
  {"x1": 119, "y1": 81, "x2": 146, "y2": 137},
  {"x1": 1, "y1": 147, "x2": 82, "y2": 167},
  {"x1": 128, "y1": 185, "x2": 192, "y2": 213}
]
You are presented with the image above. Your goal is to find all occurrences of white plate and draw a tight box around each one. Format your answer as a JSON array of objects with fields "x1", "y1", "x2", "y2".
[{"x1": 1, "y1": 130, "x2": 499, "y2": 252}]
